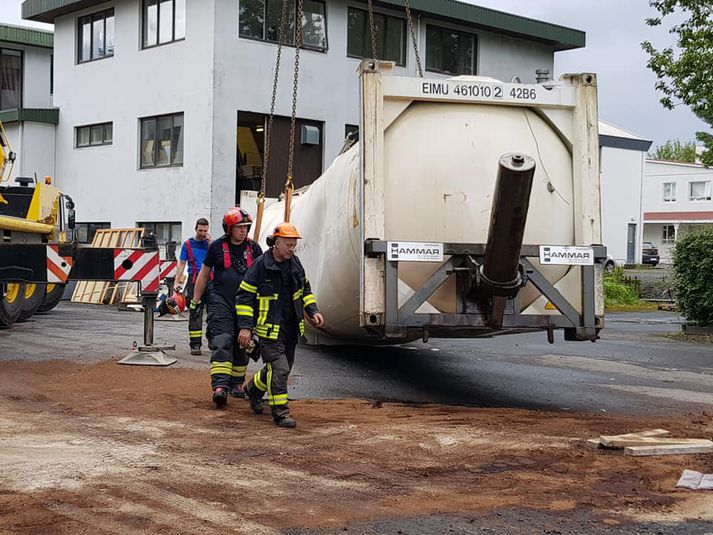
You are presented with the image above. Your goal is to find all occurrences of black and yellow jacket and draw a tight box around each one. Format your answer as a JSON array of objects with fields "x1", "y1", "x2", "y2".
[{"x1": 235, "y1": 249, "x2": 318, "y2": 340}]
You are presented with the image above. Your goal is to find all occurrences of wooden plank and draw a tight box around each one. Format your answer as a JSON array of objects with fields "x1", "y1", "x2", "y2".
[
  {"x1": 586, "y1": 439, "x2": 602, "y2": 449},
  {"x1": 625, "y1": 443, "x2": 713, "y2": 456},
  {"x1": 602, "y1": 437, "x2": 712, "y2": 449}
]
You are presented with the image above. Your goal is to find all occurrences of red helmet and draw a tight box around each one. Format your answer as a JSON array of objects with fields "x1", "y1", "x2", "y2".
[
  {"x1": 222, "y1": 207, "x2": 252, "y2": 233},
  {"x1": 171, "y1": 291, "x2": 186, "y2": 312}
]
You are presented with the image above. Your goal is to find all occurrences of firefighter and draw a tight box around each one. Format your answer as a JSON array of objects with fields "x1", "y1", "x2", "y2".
[
  {"x1": 237, "y1": 222, "x2": 325, "y2": 428},
  {"x1": 174, "y1": 218, "x2": 212, "y2": 355},
  {"x1": 191, "y1": 208, "x2": 263, "y2": 408}
]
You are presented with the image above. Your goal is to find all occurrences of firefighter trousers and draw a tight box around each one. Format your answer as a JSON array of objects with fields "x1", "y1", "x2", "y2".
[
  {"x1": 251, "y1": 330, "x2": 298, "y2": 413},
  {"x1": 185, "y1": 279, "x2": 212, "y2": 350},
  {"x1": 208, "y1": 293, "x2": 249, "y2": 390}
]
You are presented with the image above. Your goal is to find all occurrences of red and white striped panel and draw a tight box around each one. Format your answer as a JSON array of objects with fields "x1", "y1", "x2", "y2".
[
  {"x1": 160, "y1": 260, "x2": 177, "y2": 280},
  {"x1": 113, "y1": 249, "x2": 160, "y2": 292},
  {"x1": 46, "y1": 245, "x2": 73, "y2": 283}
]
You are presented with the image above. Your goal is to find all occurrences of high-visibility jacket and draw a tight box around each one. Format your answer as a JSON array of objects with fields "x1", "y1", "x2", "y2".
[{"x1": 235, "y1": 249, "x2": 318, "y2": 341}]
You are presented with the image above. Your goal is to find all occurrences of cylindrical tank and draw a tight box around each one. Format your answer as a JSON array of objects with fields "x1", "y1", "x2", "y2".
[{"x1": 253, "y1": 102, "x2": 577, "y2": 344}]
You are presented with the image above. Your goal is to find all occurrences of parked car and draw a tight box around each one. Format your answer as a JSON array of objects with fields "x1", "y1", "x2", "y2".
[{"x1": 642, "y1": 242, "x2": 660, "y2": 266}]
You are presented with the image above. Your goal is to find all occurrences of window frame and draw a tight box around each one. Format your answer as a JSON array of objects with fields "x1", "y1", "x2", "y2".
[
  {"x1": 688, "y1": 180, "x2": 712, "y2": 202},
  {"x1": 136, "y1": 221, "x2": 183, "y2": 245},
  {"x1": 346, "y1": 7, "x2": 406, "y2": 67},
  {"x1": 662, "y1": 224, "x2": 676, "y2": 245},
  {"x1": 425, "y1": 23, "x2": 478, "y2": 76},
  {"x1": 662, "y1": 182, "x2": 676, "y2": 203},
  {"x1": 77, "y1": 8, "x2": 115, "y2": 64},
  {"x1": 142, "y1": 0, "x2": 187, "y2": 50},
  {"x1": 75, "y1": 122, "x2": 113, "y2": 148},
  {"x1": 139, "y1": 112, "x2": 184, "y2": 169},
  {"x1": 0, "y1": 48, "x2": 23, "y2": 110},
  {"x1": 238, "y1": 0, "x2": 329, "y2": 53},
  {"x1": 74, "y1": 222, "x2": 111, "y2": 243}
]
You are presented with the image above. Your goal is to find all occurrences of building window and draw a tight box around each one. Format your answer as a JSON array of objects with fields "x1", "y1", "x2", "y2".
[
  {"x1": 143, "y1": 0, "x2": 186, "y2": 48},
  {"x1": 425, "y1": 25, "x2": 476, "y2": 75},
  {"x1": 662, "y1": 224, "x2": 676, "y2": 244},
  {"x1": 347, "y1": 8, "x2": 405, "y2": 66},
  {"x1": 78, "y1": 9, "x2": 115, "y2": 63},
  {"x1": 239, "y1": 0, "x2": 328, "y2": 52},
  {"x1": 75, "y1": 222, "x2": 111, "y2": 243},
  {"x1": 76, "y1": 122, "x2": 113, "y2": 148},
  {"x1": 345, "y1": 124, "x2": 359, "y2": 138},
  {"x1": 689, "y1": 181, "x2": 712, "y2": 202},
  {"x1": 137, "y1": 221, "x2": 182, "y2": 245},
  {"x1": 140, "y1": 113, "x2": 183, "y2": 168},
  {"x1": 663, "y1": 182, "x2": 676, "y2": 202},
  {"x1": 0, "y1": 48, "x2": 22, "y2": 110}
]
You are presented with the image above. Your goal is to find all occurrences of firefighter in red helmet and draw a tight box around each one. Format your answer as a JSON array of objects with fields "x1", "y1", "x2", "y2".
[{"x1": 191, "y1": 207, "x2": 263, "y2": 408}]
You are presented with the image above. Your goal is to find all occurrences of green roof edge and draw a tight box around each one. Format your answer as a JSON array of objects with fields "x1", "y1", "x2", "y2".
[
  {"x1": 0, "y1": 108, "x2": 60, "y2": 125},
  {"x1": 0, "y1": 23, "x2": 53, "y2": 48}
]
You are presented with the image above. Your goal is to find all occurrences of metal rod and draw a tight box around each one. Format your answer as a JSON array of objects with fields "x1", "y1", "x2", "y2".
[{"x1": 142, "y1": 294, "x2": 155, "y2": 347}]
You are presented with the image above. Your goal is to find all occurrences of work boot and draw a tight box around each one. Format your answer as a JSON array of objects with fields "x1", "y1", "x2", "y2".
[
  {"x1": 212, "y1": 387, "x2": 228, "y2": 408},
  {"x1": 229, "y1": 383, "x2": 245, "y2": 399},
  {"x1": 272, "y1": 406, "x2": 297, "y2": 428},
  {"x1": 190, "y1": 347, "x2": 202, "y2": 356},
  {"x1": 244, "y1": 379, "x2": 264, "y2": 414}
]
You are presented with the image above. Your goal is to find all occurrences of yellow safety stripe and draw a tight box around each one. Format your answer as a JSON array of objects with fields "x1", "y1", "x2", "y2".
[
  {"x1": 257, "y1": 294, "x2": 278, "y2": 325},
  {"x1": 240, "y1": 281, "x2": 258, "y2": 293},
  {"x1": 266, "y1": 363, "x2": 273, "y2": 404},
  {"x1": 299, "y1": 320, "x2": 305, "y2": 336},
  {"x1": 303, "y1": 294, "x2": 316, "y2": 307},
  {"x1": 292, "y1": 288, "x2": 303, "y2": 300},
  {"x1": 231, "y1": 365, "x2": 248, "y2": 377},
  {"x1": 189, "y1": 330, "x2": 202, "y2": 336},
  {"x1": 235, "y1": 304, "x2": 254, "y2": 317},
  {"x1": 271, "y1": 394, "x2": 288, "y2": 406},
  {"x1": 253, "y1": 370, "x2": 267, "y2": 391},
  {"x1": 210, "y1": 361, "x2": 233, "y2": 375}
]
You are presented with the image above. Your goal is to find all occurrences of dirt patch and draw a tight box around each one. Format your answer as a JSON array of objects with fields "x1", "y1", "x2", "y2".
[{"x1": 1, "y1": 359, "x2": 712, "y2": 534}]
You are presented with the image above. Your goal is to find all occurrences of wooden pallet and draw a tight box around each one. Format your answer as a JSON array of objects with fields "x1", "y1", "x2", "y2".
[{"x1": 71, "y1": 228, "x2": 144, "y2": 305}]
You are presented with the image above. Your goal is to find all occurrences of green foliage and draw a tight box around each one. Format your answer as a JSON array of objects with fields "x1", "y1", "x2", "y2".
[
  {"x1": 672, "y1": 228, "x2": 713, "y2": 325},
  {"x1": 649, "y1": 139, "x2": 698, "y2": 162},
  {"x1": 604, "y1": 268, "x2": 640, "y2": 307},
  {"x1": 642, "y1": 1, "x2": 713, "y2": 166}
]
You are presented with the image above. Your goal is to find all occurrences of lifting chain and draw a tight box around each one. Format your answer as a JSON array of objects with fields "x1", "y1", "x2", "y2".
[
  {"x1": 284, "y1": 0, "x2": 304, "y2": 222},
  {"x1": 255, "y1": 0, "x2": 290, "y2": 242},
  {"x1": 367, "y1": 0, "x2": 378, "y2": 61},
  {"x1": 404, "y1": 0, "x2": 423, "y2": 77}
]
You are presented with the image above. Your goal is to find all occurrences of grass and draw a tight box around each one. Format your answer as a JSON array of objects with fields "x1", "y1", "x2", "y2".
[{"x1": 605, "y1": 302, "x2": 659, "y2": 312}]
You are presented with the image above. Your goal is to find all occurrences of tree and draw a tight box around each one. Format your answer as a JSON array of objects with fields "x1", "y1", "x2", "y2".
[
  {"x1": 642, "y1": 1, "x2": 713, "y2": 166},
  {"x1": 649, "y1": 139, "x2": 698, "y2": 162}
]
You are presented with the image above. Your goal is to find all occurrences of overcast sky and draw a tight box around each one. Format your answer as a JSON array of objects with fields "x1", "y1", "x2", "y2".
[{"x1": 1, "y1": 0, "x2": 707, "y2": 150}]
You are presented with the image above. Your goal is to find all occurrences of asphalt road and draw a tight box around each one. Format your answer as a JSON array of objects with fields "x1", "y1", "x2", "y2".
[{"x1": 1, "y1": 303, "x2": 710, "y2": 416}]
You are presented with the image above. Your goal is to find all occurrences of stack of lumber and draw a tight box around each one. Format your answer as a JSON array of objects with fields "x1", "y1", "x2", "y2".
[
  {"x1": 71, "y1": 228, "x2": 144, "y2": 305},
  {"x1": 588, "y1": 429, "x2": 713, "y2": 456}
]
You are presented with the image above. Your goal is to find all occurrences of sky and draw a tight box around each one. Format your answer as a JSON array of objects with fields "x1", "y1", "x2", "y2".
[{"x1": 1, "y1": 0, "x2": 708, "y2": 150}]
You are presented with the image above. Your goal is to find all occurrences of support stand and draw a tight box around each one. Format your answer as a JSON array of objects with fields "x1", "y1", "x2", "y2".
[{"x1": 118, "y1": 293, "x2": 177, "y2": 366}]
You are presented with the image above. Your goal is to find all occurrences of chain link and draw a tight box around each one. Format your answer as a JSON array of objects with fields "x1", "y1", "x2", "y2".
[
  {"x1": 260, "y1": 0, "x2": 290, "y2": 198},
  {"x1": 404, "y1": 0, "x2": 423, "y2": 77},
  {"x1": 286, "y1": 0, "x2": 303, "y2": 192},
  {"x1": 367, "y1": 0, "x2": 378, "y2": 61}
]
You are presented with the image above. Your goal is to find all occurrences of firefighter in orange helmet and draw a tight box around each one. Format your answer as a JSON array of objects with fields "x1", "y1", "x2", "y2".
[
  {"x1": 237, "y1": 222, "x2": 325, "y2": 428},
  {"x1": 192, "y1": 207, "x2": 263, "y2": 408}
]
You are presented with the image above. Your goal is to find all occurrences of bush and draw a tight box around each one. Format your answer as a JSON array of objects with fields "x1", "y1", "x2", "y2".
[
  {"x1": 673, "y1": 228, "x2": 713, "y2": 325},
  {"x1": 603, "y1": 276, "x2": 639, "y2": 307}
]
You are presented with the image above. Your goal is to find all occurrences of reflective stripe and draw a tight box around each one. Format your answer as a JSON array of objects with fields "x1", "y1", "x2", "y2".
[
  {"x1": 292, "y1": 289, "x2": 303, "y2": 300},
  {"x1": 271, "y1": 393, "x2": 288, "y2": 406},
  {"x1": 210, "y1": 361, "x2": 233, "y2": 375},
  {"x1": 253, "y1": 370, "x2": 267, "y2": 391},
  {"x1": 231, "y1": 365, "x2": 248, "y2": 377},
  {"x1": 303, "y1": 294, "x2": 316, "y2": 307},
  {"x1": 266, "y1": 363, "x2": 274, "y2": 404},
  {"x1": 189, "y1": 330, "x2": 202, "y2": 336},
  {"x1": 257, "y1": 294, "x2": 278, "y2": 325},
  {"x1": 235, "y1": 304, "x2": 254, "y2": 317},
  {"x1": 240, "y1": 281, "x2": 258, "y2": 293},
  {"x1": 299, "y1": 320, "x2": 305, "y2": 336}
]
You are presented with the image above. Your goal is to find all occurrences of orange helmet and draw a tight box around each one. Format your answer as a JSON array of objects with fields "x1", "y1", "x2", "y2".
[
  {"x1": 171, "y1": 291, "x2": 186, "y2": 312},
  {"x1": 273, "y1": 222, "x2": 302, "y2": 239},
  {"x1": 222, "y1": 207, "x2": 252, "y2": 233}
]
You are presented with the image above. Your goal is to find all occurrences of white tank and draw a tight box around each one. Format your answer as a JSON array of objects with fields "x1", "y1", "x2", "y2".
[{"x1": 252, "y1": 68, "x2": 603, "y2": 344}]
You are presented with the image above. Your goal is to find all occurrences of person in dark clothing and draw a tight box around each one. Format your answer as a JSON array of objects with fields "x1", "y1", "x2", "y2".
[
  {"x1": 191, "y1": 207, "x2": 263, "y2": 408},
  {"x1": 237, "y1": 222, "x2": 325, "y2": 428},
  {"x1": 174, "y1": 218, "x2": 212, "y2": 355}
]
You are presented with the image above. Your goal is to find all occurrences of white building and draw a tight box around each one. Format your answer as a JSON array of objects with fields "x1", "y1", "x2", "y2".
[
  {"x1": 0, "y1": 23, "x2": 55, "y2": 184},
  {"x1": 598, "y1": 121, "x2": 652, "y2": 265},
  {"x1": 21, "y1": 0, "x2": 584, "y2": 247},
  {"x1": 643, "y1": 159, "x2": 713, "y2": 263}
]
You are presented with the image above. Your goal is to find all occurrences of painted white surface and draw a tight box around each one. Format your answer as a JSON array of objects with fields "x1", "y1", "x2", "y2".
[
  {"x1": 600, "y1": 146, "x2": 644, "y2": 264},
  {"x1": 643, "y1": 160, "x2": 713, "y2": 215},
  {"x1": 51, "y1": 0, "x2": 561, "y2": 236}
]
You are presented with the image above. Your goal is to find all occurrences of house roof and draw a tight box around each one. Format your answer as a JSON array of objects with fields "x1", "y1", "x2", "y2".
[
  {"x1": 22, "y1": 0, "x2": 586, "y2": 50},
  {"x1": 599, "y1": 120, "x2": 652, "y2": 153},
  {"x1": 0, "y1": 23, "x2": 53, "y2": 48}
]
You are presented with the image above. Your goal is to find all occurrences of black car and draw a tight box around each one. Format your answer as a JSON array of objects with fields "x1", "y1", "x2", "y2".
[{"x1": 642, "y1": 242, "x2": 660, "y2": 266}]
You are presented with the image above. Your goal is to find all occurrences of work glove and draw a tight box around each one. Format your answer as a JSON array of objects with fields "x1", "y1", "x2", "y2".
[{"x1": 189, "y1": 299, "x2": 200, "y2": 311}]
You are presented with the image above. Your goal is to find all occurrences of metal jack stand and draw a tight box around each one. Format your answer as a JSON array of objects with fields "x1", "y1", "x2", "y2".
[{"x1": 118, "y1": 293, "x2": 177, "y2": 366}]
